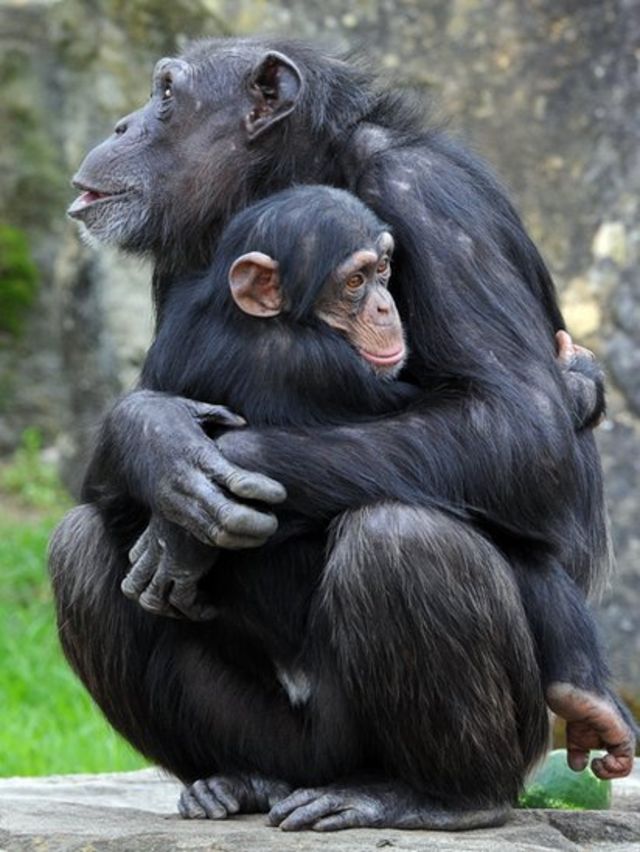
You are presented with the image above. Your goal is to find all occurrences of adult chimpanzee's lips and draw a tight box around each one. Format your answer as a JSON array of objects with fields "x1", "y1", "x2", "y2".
[
  {"x1": 359, "y1": 345, "x2": 406, "y2": 367},
  {"x1": 67, "y1": 182, "x2": 128, "y2": 218}
]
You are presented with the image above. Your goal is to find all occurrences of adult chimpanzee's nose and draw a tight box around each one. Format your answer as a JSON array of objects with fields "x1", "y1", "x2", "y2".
[
  {"x1": 113, "y1": 109, "x2": 142, "y2": 137},
  {"x1": 112, "y1": 110, "x2": 146, "y2": 142}
]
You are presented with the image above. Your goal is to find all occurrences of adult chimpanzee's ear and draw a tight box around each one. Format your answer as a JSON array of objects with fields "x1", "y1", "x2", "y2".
[
  {"x1": 245, "y1": 52, "x2": 303, "y2": 141},
  {"x1": 229, "y1": 252, "x2": 283, "y2": 317}
]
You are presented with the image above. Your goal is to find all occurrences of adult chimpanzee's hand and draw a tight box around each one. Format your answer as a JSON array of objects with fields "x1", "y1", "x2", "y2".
[
  {"x1": 547, "y1": 683, "x2": 636, "y2": 780},
  {"x1": 99, "y1": 390, "x2": 287, "y2": 548},
  {"x1": 123, "y1": 514, "x2": 220, "y2": 621},
  {"x1": 555, "y1": 331, "x2": 605, "y2": 429}
]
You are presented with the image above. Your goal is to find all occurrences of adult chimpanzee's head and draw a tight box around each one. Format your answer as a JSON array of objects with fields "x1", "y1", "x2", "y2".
[
  {"x1": 218, "y1": 186, "x2": 405, "y2": 377},
  {"x1": 67, "y1": 39, "x2": 378, "y2": 270}
]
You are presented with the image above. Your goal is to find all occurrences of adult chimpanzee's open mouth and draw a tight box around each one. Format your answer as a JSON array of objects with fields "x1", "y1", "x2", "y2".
[{"x1": 67, "y1": 182, "x2": 130, "y2": 218}]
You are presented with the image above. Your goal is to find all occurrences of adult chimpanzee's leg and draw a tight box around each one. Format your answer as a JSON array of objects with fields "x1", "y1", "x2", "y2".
[
  {"x1": 49, "y1": 505, "x2": 364, "y2": 812},
  {"x1": 269, "y1": 503, "x2": 549, "y2": 832}
]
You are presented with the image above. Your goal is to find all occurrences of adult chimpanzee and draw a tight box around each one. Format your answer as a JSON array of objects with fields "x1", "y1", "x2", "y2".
[{"x1": 50, "y1": 38, "x2": 636, "y2": 831}]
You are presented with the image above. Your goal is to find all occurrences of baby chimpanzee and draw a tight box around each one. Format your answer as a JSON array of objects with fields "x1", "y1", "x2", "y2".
[{"x1": 122, "y1": 185, "x2": 417, "y2": 618}]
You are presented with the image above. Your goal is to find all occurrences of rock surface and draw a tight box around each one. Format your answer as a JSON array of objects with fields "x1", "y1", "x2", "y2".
[
  {"x1": 0, "y1": 767, "x2": 639, "y2": 851},
  {"x1": 1, "y1": 0, "x2": 640, "y2": 690}
]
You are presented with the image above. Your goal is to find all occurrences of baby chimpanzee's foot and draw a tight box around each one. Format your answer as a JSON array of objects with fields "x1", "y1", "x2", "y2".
[
  {"x1": 547, "y1": 682, "x2": 636, "y2": 779},
  {"x1": 179, "y1": 773, "x2": 292, "y2": 819},
  {"x1": 268, "y1": 779, "x2": 510, "y2": 832}
]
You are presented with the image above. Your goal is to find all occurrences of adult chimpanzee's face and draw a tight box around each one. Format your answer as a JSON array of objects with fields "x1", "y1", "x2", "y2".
[
  {"x1": 67, "y1": 45, "x2": 303, "y2": 253},
  {"x1": 69, "y1": 57, "x2": 228, "y2": 248}
]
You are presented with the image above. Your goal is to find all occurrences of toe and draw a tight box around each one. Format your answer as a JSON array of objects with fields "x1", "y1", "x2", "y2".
[
  {"x1": 279, "y1": 794, "x2": 339, "y2": 831},
  {"x1": 313, "y1": 809, "x2": 365, "y2": 831},
  {"x1": 190, "y1": 779, "x2": 227, "y2": 819},
  {"x1": 207, "y1": 778, "x2": 241, "y2": 814},
  {"x1": 178, "y1": 788, "x2": 206, "y2": 819},
  {"x1": 268, "y1": 788, "x2": 320, "y2": 825}
]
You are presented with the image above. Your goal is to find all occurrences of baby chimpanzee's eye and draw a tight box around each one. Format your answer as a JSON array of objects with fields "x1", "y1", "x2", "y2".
[
  {"x1": 377, "y1": 256, "x2": 390, "y2": 274},
  {"x1": 346, "y1": 272, "x2": 365, "y2": 290}
]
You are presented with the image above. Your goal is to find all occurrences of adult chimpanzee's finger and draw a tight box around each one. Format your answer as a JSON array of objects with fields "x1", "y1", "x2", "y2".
[
  {"x1": 209, "y1": 527, "x2": 272, "y2": 549},
  {"x1": 556, "y1": 330, "x2": 597, "y2": 369},
  {"x1": 169, "y1": 576, "x2": 218, "y2": 621},
  {"x1": 268, "y1": 788, "x2": 321, "y2": 825},
  {"x1": 186, "y1": 399, "x2": 247, "y2": 428},
  {"x1": 184, "y1": 471, "x2": 279, "y2": 540},
  {"x1": 124, "y1": 537, "x2": 183, "y2": 617},
  {"x1": 572, "y1": 343, "x2": 596, "y2": 362},
  {"x1": 313, "y1": 810, "x2": 366, "y2": 831},
  {"x1": 200, "y1": 449, "x2": 287, "y2": 505},
  {"x1": 128, "y1": 527, "x2": 150, "y2": 565},
  {"x1": 567, "y1": 746, "x2": 590, "y2": 772},
  {"x1": 205, "y1": 778, "x2": 241, "y2": 814},
  {"x1": 164, "y1": 490, "x2": 275, "y2": 549},
  {"x1": 179, "y1": 786, "x2": 207, "y2": 819},
  {"x1": 137, "y1": 560, "x2": 183, "y2": 617},
  {"x1": 278, "y1": 793, "x2": 341, "y2": 831},
  {"x1": 555, "y1": 330, "x2": 576, "y2": 365},
  {"x1": 591, "y1": 746, "x2": 634, "y2": 780},
  {"x1": 188, "y1": 779, "x2": 228, "y2": 819},
  {"x1": 121, "y1": 562, "x2": 154, "y2": 601},
  {"x1": 121, "y1": 544, "x2": 159, "y2": 601}
]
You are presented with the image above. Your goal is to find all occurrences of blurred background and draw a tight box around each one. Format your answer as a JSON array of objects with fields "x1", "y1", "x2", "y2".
[{"x1": 0, "y1": 0, "x2": 639, "y2": 776}]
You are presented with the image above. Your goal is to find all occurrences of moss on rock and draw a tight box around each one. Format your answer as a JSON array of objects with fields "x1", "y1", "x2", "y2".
[{"x1": 0, "y1": 225, "x2": 39, "y2": 339}]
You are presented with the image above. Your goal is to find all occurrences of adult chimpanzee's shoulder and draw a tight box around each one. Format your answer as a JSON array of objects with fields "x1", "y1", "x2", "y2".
[{"x1": 347, "y1": 117, "x2": 565, "y2": 341}]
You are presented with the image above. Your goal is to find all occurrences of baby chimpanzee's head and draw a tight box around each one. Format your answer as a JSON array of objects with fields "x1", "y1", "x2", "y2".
[{"x1": 221, "y1": 186, "x2": 406, "y2": 378}]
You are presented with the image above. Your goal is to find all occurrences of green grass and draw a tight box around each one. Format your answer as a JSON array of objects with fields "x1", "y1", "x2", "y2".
[{"x1": 0, "y1": 431, "x2": 147, "y2": 776}]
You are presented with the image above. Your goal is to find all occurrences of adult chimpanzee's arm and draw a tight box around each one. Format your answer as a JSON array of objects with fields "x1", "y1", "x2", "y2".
[
  {"x1": 213, "y1": 336, "x2": 602, "y2": 536},
  {"x1": 81, "y1": 391, "x2": 287, "y2": 549},
  {"x1": 215, "y1": 381, "x2": 575, "y2": 547},
  {"x1": 212, "y1": 334, "x2": 603, "y2": 541}
]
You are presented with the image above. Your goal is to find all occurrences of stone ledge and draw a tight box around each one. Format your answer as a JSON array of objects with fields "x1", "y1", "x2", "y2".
[{"x1": 0, "y1": 768, "x2": 638, "y2": 852}]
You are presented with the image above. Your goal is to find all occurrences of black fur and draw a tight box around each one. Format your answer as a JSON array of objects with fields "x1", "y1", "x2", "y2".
[{"x1": 49, "y1": 38, "x2": 632, "y2": 831}]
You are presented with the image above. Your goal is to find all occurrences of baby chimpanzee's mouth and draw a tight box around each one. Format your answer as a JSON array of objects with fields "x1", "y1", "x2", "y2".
[{"x1": 359, "y1": 345, "x2": 406, "y2": 367}]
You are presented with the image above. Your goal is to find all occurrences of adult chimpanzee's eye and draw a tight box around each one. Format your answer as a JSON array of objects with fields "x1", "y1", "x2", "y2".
[
  {"x1": 162, "y1": 76, "x2": 173, "y2": 100},
  {"x1": 346, "y1": 272, "x2": 365, "y2": 290}
]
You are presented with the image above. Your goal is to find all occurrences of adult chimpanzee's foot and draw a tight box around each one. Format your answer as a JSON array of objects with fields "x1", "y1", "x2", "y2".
[
  {"x1": 179, "y1": 774, "x2": 292, "y2": 819},
  {"x1": 267, "y1": 780, "x2": 510, "y2": 832},
  {"x1": 547, "y1": 682, "x2": 636, "y2": 779}
]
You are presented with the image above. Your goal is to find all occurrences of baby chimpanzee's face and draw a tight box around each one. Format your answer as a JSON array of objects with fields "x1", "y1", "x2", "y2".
[
  {"x1": 228, "y1": 230, "x2": 406, "y2": 379},
  {"x1": 314, "y1": 231, "x2": 406, "y2": 378}
]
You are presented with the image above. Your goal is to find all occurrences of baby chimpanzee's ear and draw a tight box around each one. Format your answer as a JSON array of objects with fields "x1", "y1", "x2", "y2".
[{"x1": 228, "y1": 252, "x2": 283, "y2": 317}]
